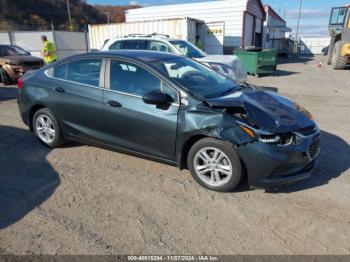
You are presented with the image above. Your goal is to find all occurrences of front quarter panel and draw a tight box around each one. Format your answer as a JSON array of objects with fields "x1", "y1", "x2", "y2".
[{"x1": 176, "y1": 102, "x2": 254, "y2": 164}]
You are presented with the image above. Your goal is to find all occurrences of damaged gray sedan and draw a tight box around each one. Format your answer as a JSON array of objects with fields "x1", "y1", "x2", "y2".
[{"x1": 18, "y1": 50, "x2": 320, "y2": 192}]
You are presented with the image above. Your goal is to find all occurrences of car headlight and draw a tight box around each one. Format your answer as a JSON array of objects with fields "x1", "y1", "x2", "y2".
[
  {"x1": 239, "y1": 123, "x2": 302, "y2": 146},
  {"x1": 258, "y1": 134, "x2": 281, "y2": 143}
]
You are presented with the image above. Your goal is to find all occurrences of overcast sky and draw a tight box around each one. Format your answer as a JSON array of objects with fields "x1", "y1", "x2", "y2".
[{"x1": 87, "y1": 0, "x2": 350, "y2": 36}]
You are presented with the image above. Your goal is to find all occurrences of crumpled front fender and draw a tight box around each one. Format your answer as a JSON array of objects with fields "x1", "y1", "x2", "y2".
[{"x1": 175, "y1": 104, "x2": 254, "y2": 168}]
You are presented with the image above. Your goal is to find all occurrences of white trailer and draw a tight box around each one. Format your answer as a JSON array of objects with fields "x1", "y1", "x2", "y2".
[
  {"x1": 300, "y1": 36, "x2": 331, "y2": 55},
  {"x1": 88, "y1": 17, "x2": 200, "y2": 50},
  {"x1": 126, "y1": 0, "x2": 266, "y2": 54}
]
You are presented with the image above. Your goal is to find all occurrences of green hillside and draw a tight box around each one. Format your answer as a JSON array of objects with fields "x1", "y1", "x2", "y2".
[{"x1": 0, "y1": 0, "x2": 140, "y2": 31}]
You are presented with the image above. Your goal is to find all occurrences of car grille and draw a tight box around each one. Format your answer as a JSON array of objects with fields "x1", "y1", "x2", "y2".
[
  {"x1": 297, "y1": 125, "x2": 316, "y2": 136},
  {"x1": 307, "y1": 138, "x2": 320, "y2": 159}
]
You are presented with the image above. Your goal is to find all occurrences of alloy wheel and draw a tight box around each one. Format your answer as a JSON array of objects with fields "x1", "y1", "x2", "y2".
[
  {"x1": 193, "y1": 147, "x2": 233, "y2": 187},
  {"x1": 35, "y1": 115, "x2": 56, "y2": 144}
]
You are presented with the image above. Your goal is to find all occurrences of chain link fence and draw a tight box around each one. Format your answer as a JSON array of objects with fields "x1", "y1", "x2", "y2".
[{"x1": 0, "y1": 30, "x2": 90, "y2": 60}]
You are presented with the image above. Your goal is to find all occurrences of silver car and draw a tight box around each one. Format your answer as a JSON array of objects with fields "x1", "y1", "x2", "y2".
[{"x1": 101, "y1": 34, "x2": 247, "y2": 82}]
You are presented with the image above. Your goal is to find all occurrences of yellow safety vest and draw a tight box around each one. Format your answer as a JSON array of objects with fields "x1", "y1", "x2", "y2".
[
  {"x1": 42, "y1": 40, "x2": 57, "y2": 64},
  {"x1": 196, "y1": 39, "x2": 203, "y2": 50}
]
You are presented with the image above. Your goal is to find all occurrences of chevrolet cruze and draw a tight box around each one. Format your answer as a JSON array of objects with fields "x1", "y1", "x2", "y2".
[{"x1": 17, "y1": 51, "x2": 320, "y2": 192}]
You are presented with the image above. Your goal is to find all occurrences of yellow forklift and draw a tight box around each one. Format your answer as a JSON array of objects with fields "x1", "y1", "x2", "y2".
[{"x1": 327, "y1": 5, "x2": 350, "y2": 69}]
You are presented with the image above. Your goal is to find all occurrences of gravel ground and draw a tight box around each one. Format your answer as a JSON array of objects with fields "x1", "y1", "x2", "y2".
[{"x1": 0, "y1": 55, "x2": 349, "y2": 255}]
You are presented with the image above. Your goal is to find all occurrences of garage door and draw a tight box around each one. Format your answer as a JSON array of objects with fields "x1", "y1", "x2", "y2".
[{"x1": 244, "y1": 13, "x2": 254, "y2": 47}]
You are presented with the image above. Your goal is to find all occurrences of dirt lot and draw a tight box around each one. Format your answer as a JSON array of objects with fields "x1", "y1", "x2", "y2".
[{"x1": 0, "y1": 55, "x2": 349, "y2": 255}]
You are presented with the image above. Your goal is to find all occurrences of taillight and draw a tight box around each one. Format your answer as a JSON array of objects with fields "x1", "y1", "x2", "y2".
[{"x1": 17, "y1": 78, "x2": 24, "y2": 89}]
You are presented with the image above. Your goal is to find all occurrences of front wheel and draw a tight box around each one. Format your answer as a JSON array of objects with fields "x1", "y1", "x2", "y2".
[
  {"x1": 187, "y1": 138, "x2": 242, "y2": 192},
  {"x1": 33, "y1": 108, "x2": 65, "y2": 148}
]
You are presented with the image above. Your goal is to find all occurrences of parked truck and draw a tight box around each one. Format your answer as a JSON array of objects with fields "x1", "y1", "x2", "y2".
[{"x1": 327, "y1": 5, "x2": 350, "y2": 69}]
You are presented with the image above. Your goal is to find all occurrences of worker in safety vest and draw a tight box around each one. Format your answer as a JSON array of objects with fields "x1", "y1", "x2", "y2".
[
  {"x1": 41, "y1": 35, "x2": 57, "y2": 64},
  {"x1": 195, "y1": 35, "x2": 203, "y2": 50}
]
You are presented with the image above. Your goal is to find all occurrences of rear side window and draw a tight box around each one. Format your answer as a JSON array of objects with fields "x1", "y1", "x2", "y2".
[
  {"x1": 66, "y1": 59, "x2": 101, "y2": 87},
  {"x1": 123, "y1": 40, "x2": 147, "y2": 50},
  {"x1": 53, "y1": 64, "x2": 67, "y2": 79}
]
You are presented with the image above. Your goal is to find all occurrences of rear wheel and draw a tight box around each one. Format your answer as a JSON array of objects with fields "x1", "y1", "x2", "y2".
[
  {"x1": 331, "y1": 41, "x2": 347, "y2": 70},
  {"x1": 33, "y1": 108, "x2": 65, "y2": 148},
  {"x1": 187, "y1": 138, "x2": 242, "y2": 192}
]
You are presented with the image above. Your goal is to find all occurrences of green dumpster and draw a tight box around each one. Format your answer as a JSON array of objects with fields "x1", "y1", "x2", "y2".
[{"x1": 234, "y1": 49, "x2": 278, "y2": 77}]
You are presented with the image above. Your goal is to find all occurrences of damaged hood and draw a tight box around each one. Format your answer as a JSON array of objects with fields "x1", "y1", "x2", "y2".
[{"x1": 206, "y1": 90, "x2": 315, "y2": 133}]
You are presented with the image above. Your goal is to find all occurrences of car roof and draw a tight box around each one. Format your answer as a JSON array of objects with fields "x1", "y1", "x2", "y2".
[
  {"x1": 0, "y1": 45, "x2": 24, "y2": 49},
  {"x1": 62, "y1": 50, "x2": 182, "y2": 63},
  {"x1": 109, "y1": 37, "x2": 180, "y2": 42}
]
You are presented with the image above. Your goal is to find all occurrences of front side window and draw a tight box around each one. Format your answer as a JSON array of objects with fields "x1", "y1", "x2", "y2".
[
  {"x1": 66, "y1": 59, "x2": 101, "y2": 87},
  {"x1": 110, "y1": 60, "x2": 178, "y2": 101},
  {"x1": 148, "y1": 41, "x2": 172, "y2": 53}
]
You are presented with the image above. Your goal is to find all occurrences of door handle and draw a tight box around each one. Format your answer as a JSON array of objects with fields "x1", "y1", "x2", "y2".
[
  {"x1": 107, "y1": 100, "x2": 122, "y2": 108},
  {"x1": 55, "y1": 87, "x2": 65, "y2": 93}
]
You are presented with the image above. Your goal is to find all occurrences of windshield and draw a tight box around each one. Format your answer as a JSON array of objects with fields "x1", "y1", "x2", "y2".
[
  {"x1": 330, "y1": 7, "x2": 348, "y2": 25},
  {"x1": 9, "y1": 46, "x2": 30, "y2": 56},
  {"x1": 149, "y1": 57, "x2": 240, "y2": 99},
  {"x1": 170, "y1": 40, "x2": 206, "y2": 58}
]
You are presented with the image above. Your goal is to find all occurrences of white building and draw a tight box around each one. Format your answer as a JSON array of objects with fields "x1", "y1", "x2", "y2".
[
  {"x1": 300, "y1": 36, "x2": 330, "y2": 55},
  {"x1": 263, "y1": 5, "x2": 291, "y2": 49},
  {"x1": 126, "y1": 0, "x2": 266, "y2": 54}
]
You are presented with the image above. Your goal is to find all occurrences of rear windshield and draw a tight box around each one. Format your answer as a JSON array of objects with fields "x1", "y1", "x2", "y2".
[{"x1": 10, "y1": 46, "x2": 30, "y2": 56}]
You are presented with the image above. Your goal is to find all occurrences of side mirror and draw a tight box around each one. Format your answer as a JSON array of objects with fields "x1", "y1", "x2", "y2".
[{"x1": 142, "y1": 90, "x2": 172, "y2": 105}]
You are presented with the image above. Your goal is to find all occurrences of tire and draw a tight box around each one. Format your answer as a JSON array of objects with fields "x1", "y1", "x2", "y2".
[
  {"x1": 33, "y1": 108, "x2": 65, "y2": 148},
  {"x1": 0, "y1": 68, "x2": 12, "y2": 85},
  {"x1": 331, "y1": 41, "x2": 347, "y2": 70},
  {"x1": 187, "y1": 138, "x2": 242, "y2": 192}
]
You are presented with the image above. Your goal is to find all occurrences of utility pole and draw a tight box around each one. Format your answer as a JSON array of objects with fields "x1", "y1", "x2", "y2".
[
  {"x1": 294, "y1": 0, "x2": 303, "y2": 55},
  {"x1": 66, "y1": 0, "x2": 73, "y2": 31},
  {"x1": 283, "y1": 4, "x2": 287, "y2": 20},
  {"x1": 104, "y1": 11, "x2": 112, "y2": 24}
]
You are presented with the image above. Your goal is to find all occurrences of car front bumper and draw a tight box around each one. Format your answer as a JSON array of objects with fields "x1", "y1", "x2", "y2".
[{"x1": 237, "y1": 132, "x2": 320, "y2": 189}]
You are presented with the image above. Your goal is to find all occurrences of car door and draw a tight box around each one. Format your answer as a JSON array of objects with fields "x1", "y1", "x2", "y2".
[
  {"x1": 102, "y1": 58, "x2": 179, "y2": 160},
  {"x1": 47, "y1": 58, "x2": 106, "y2": 142}
]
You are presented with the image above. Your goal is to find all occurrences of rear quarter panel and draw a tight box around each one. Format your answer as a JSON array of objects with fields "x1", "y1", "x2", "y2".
[{"x1": 18, "y1": 69, "x2": 52, "y2": 127}]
